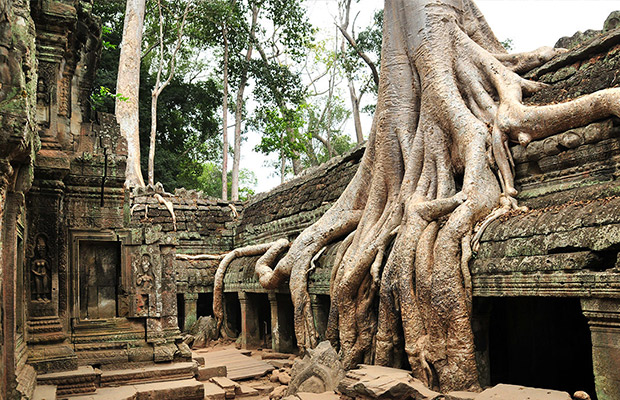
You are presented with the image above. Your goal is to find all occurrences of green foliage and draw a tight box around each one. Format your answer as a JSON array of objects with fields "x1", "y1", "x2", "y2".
[
  {"x1": 501, "y1": 38, "x2": 514, "y2": 51},
  {"x1": 253, "y1": 103, "x2": 311, "y2": 159},
  {"x1": 194, "y1": 162, "x2": 257, "y2": 201},
  {"x1": 90, "y1": 86, "x2": 128, "y2": 111}
]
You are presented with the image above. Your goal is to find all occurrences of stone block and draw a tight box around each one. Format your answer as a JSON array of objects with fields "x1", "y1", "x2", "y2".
[
  {"x1": 32, "y1": 385, "x2": 57, "y2": 400},
  {"x1": 203, "y1": 381, "x2": 226, "y2": 400},
  {"x1": 133, "y1": 378, "x2": 204, "y2": 400},
  {"x1": 238, "y1": 384, "x2": 259, "y2": 397},
  {"x1": 477, "y1": 384, "x2": 571, "y2": 400},
  {"x1": 211, "y1": 376, "x2": 241, "y2": 398},
  {"x1": 445, "y1": 391, "x2": 478, "y2": 400},
  {"x1": 197, "y1": 365, "x2": 227, "y2": 381}
]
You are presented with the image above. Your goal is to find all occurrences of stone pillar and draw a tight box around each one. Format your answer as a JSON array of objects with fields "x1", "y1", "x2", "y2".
[
  {"x1": 268, "y1": 292, "x2": 281, "y2": 352},
  {"x1": 239, "y1": 292, "x2": 260, "y2": 349},
  {"x1": 581, "y1": 298, "x2": 620, "y2": 400},
  {"x1": 184, "y1": 293, "x2": 198, "y2": 331},
  {"x1": 311, "y1": 295, "x2": 328, "y2": 341}
]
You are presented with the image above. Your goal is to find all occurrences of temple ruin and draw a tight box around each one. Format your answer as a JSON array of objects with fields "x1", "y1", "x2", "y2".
[{"x1": 1, "y1": 1, "x2": 620, "y2": 399}]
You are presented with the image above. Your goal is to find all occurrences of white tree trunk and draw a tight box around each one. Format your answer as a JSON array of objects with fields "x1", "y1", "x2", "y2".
[
  {"x1": 221, "y1": 27, "x2": 229, "y2": 201},
  {"x1": 116, "y1": 0, "x2": 146, "y2": 188}
]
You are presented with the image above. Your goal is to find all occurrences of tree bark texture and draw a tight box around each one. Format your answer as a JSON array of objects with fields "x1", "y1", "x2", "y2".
[
  {"x1": 216, "y1": 0, "x2": 620, "y2": 392},
  {"x1": 231, "y1": 6, "x2": 258, "y2": 201},
  {"x1": 222, "y1": 25, "x2": 230, "y2": 201},
  {"x1": 116, "y1": 0, "x2": 146, "y2": 188}
]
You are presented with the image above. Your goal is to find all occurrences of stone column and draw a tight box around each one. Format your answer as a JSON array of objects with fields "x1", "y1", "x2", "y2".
[
  {"x1": 310, "y1": 295, "x2": 328, "y2": 341},
  {"x1": 184, "y1": 293, "x2": 198, "y2": 331},
  {"x1": 239, "y1": 292, "x2": 260, "y2": 349},
  {"x1": 581, "y1": 298, "x2": 620, "y2": 400},
  {"x1": 268, "y1": 292, "x2": 281, "y2": 352}
]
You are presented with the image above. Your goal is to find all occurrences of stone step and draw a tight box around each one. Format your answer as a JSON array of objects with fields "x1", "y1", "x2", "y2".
[
  {"x1": 36, "y1": 366, "x2": 97, "y2": 397},
  {"x1": 100, "y1": 361, "x2": 197, "y2": 387},
  {"x1": 133, "y1": 378, "x2": 204, "y2": 400},
  {"x1": 196, "y1": 365, "x2": 227, "y2": 381},
  {"x1": 32, "y1": 384, "x2": 57, "y2": 400},
  {"x1": 70, "y1": 379, "x2": 204, "y2": 400},
  {"x1": 203, "y1": 381, "x2": 226, "y2": 400},
  {"x1": 210, "y1": 376, "x2": 241, "y2": 399},
  {"x1": 237, "y1": 384, "x2": 259, "y2": 398}
]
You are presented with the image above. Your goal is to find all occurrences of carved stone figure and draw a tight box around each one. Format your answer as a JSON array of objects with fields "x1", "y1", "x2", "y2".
[
  {"x1": 136, "y1": 253, "x2": 154, "y2": 290},
  {"x1": 31, "y1": 235, "x2": 51, "y2": 301}
]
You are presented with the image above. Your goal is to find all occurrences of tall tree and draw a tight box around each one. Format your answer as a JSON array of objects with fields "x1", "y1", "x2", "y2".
[
  {"x1": 94, "y1": 0, "x2": 223, "y2": 194},
  {"x1": 147, "y1": 0, "x2": 194, "y2": 186},
  {"x1": 337, "y1": 1, "x2": 382, "y2": 143},
  {"x1": 116, "y1": 0, "x2": 147, "y2": 187},
  {"x1": 230, "y1": 4, "x2": 258, "y2": 201},
  {"x1": 215, "y1": 0, "x2": 620, "y2": 393}
]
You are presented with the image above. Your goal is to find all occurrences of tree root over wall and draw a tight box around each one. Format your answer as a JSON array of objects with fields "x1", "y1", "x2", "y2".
[{"x1": 215, "y1": 0, "x2": 620, "y2": 392}]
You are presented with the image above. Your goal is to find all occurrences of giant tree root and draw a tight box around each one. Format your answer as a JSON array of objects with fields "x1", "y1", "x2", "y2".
[{"x1": 215, "y1": 0, "x2": 620, "y2": 392}]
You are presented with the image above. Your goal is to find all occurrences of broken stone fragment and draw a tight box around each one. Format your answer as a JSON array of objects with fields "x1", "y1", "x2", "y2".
[
  {"x1": 270, "y1": 385, "x2": 288, "y2": 399},
  {"x1": 477, "y1": 384, "x2": 571, "y2": 400}
]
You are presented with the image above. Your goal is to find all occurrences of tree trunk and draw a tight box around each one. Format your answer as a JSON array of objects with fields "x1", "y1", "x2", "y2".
[
  {"x1": 221, "y1": 26, "x2": 229, "y2": 201},
  {"x1": 148, "y1": 91, "x2": 158, "y2": 185},
  {"x1": 348, "y1": 82, "x2": 364, "y2": 143},
  {"x1": 116, "y1": 0, "x2": 146, "y2": 188},
  {"x1": 231, "y1": 6, "x2": 258, "y2": 201},
  {"x1": 217, "y1": 0, "x2": 620, "y2": 392}
]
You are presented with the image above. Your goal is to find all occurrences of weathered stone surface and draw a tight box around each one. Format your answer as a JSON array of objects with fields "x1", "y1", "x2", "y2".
[
  {"x1": 197, "y1": 365, "x2": 227, "y2": 381},
  {"x1": 287, "y1": 341, "x2": 344, "y2": 396},
  {"x1": 338, "y1": 365, "x2": 441, "y2": 400},
  {"x1": 188, "y1": 316, "x2": 219, "y2": 348},
  {"x1": 211, "y1": 375, "x2": 241, "y2": 398},
  {"x1": 133, "y1": 378, "x2": 204, "y2": 400},
  {"x1": 477, "y1": 384, "x2": 571, "y2": 400},
  {"x1": 203, "y1": 381, "x2": 226, "y2": 400},
  {"x1": 32, "y1": 384, "x2": 57, "y2": 400},
  {"x1": 270, "y1": 385, "x2": 288, "y2": 399},
  {"x1": 99, "y1": 362, "x2": 197, "y2": 387},
  {"x1": 445, "y1": 391, "x2": 478, "y2": 400}
]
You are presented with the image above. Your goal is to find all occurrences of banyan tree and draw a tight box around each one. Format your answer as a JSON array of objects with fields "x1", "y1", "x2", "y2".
[{"x1": 214, "y1": 0, "x2": 620, "y2": 392}]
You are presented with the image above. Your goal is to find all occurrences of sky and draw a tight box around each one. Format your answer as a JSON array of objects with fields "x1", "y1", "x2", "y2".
[{"x1": 242, "y1": 0, "x2": 620, "y2": 194}]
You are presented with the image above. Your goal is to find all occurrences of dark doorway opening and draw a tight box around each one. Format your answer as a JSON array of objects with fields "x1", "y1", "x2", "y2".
[
  {"x1": 224, "y1": 292, "x2": 241, "y2": 337},
  {"x1": 487, "y1": 297, "x2": 595, "y2": 397},
  {"x1": 276, "y1": 293, "x2": 297, "y2": 352},
  {"x1": 177, "y1": 294, "x2": 185, "y2": 331},
  {"x1": 249, "y1": 293, "x2": 271, "y2": 348},
  {"x1": 79, "y1": 241, "x2": 121, "y2": 319},
  {"x1": 197, "y1": 292, "x2": 213, "y2": 318}
]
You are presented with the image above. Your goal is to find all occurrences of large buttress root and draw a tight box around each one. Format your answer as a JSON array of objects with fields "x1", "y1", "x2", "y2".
[{"x1": 215, "y1": 0, "x2": 620, "y2": 393}]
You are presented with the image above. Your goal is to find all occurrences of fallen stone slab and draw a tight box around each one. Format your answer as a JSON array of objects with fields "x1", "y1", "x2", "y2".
[
  {"x1": 338, "y1": 364, "x2": 441, "y2": 400},
  {"x1": 211, "y1": 376, "x2": 241, "y2": 398},
  {"x1": 100, "y1": 361, "x2": 197, "y2": 387},
  {"x1": 32, "y1": 385, "x2": 57, "y2": 400},
  {"x1": 238, "y1": 383, "x2": 259, "y2": 397},
  {"x1": 445, "y1": 391, "x2": 478, "y2": 400},
  {"x1": 477, "y1": 384, "x2": 571, "y2": 400},
  {"x1": 262, "y1": 352, "x2": 295, "y2": 360},
  {"x1": 199, "y1": 349, "x2": 274, "y2": 380},
  {"x1": 197, "y1": 365, "x2": 227, "y2": 381},
  {"x1": 282, "y1": 391, "x2": 341, "y2": 400},
  {"x1": 133, "y1": 378, "x2": 205, "y2": 400},
  {"x1": 203, "y1": 381, "x2": 226, "y2": 400},
  {"x1": 269, "y1": 360, "x2": 294, "y2": 369},
  {"x1": 70, "y1": 386, "x2": 138, "y2": 400}
]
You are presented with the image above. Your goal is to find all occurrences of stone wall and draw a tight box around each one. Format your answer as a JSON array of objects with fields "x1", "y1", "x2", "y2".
[{"x1": 0, "y1": 0, "x2": 38, "y2": 398}]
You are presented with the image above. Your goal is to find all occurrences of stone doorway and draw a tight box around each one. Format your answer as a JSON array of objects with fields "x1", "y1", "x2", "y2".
[
  {"x1": 485, "y1": 297, "x2": 595, "y2": 397},
  {"x1": 78, "y1": 241, "x2": 121, "y2": 319}
]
